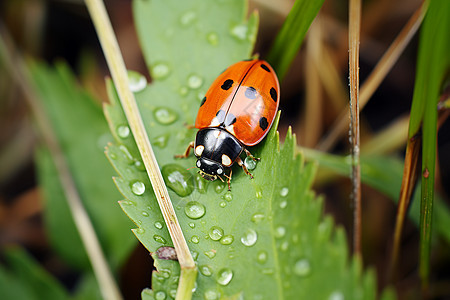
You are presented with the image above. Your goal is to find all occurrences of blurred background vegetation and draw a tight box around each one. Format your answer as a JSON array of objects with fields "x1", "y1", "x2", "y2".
[{"x1": 0, "y1": 0, "x2": 449, "y2": 299}]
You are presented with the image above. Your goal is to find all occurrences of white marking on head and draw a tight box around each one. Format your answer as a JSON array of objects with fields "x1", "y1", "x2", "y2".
[
  {"x1": 210, "y1": 117, "x2": 221, "y2": 127},
  {"x1": 226, "y1": 125, "x2": 235, "y2": 136},
  {"x1": 217, "y1": 168, "x2": 223, "y2": 174},
  {"x1": 195, "y1": 145, "x2": 204, "y2": 156},
  {"x1": 196, "y1": 160, "x2": 201, "y2": 168},
  {"x1": 221, "y1": 154, "x2": 232, "y2": 166}
]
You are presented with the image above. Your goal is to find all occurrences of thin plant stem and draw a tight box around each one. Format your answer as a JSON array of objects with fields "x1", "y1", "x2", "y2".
[
  {"x1": 83, "y1": 1, "x2": 197, "y2": 299},
  {"x1": 348, "y1": 0, "x2": 362, "y2": 256},
  {"x1": 0, "y1": 25, "x2": 123, "y2": 300}
]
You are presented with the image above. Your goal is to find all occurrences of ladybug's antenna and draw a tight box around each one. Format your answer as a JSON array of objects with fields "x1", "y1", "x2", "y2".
[{"x1": 186, "y1": 166, "x2": 197, "y2": 171}]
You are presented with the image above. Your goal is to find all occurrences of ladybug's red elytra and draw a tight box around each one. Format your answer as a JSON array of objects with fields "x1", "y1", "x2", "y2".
[{"x1": 176, "y1": 59, "x2": 280, "y2": 189}]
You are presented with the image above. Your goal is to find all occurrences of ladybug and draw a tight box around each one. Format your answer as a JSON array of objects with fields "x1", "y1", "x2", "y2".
[{"x1": 176, "y1": 59, "x2": 280, "y2": 189}]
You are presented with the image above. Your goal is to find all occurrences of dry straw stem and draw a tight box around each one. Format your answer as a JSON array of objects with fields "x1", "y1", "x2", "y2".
[
  {"x1": 0, "y1": 26, "x2": 123, "y2": 300},
  {"x1": 83, "y1": 0, "x2": 197, "y2": 299},
  {"x1": 348, "y1": 0, "x2": 362, "y2": 255},
  {"x1": 317, "y1": 2, "x2": 427, "y2": 152}
]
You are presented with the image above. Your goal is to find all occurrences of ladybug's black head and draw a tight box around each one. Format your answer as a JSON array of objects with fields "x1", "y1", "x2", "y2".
[{"x1": 196, "y1": 157, "x2": 224, "y2": 181}]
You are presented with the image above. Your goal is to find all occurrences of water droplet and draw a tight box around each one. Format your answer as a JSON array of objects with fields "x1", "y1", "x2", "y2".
[
  {"x1": 244, "y1": 156, "x2": 257, "y2": 170},
  {"x1": 257, "y1": 251, "x2": 268, "y2": 264},
  {"x1": 223, "y1": 192, "x2": 233, "y2": 202},
  {"x1": 204, "y1": 289, "x2": 219, "y2": 300},
  {"x1": 199, "y1": 265, "x2": 212, "y2": 276},
  {"x1": 281, "y1": 241, "x2": 289, "y2": 251},
  {"x1": 194, "y1": 174, "x2": 208, "y2": 193},
  {"x1": 255, "y1": 186, "x2": 263, "y2": 199},
  {"x1": 119, "y1": 145, "x2": 134, "y2": 164},
  {"x1": 184, "y1": 201, "x2": 206, "y2": 219},
  {"x1": 136, "y1": 227, "x2": 145, "y2": 234},
  {"x1": 152, "y1": 133, "x2": 170, "y2": 148},
  {"x1": 155, "y1": 291, "x2": 166, "y2": 300},
  {"x1": 204, "y1": 250, "x2": 216, "y2": 259},
  {"x1": 294, "y1": 259, "x2": 311, "y2": 277},
  {"x1": 280, "y1": 187, "x2": 289, "y2": 197},
  {"x1": 230, "y1": 24, "x2": 248, "y2": 41},
  {"x1": 214, "y1": 181, "x2": 226, "y2": 194},
  {"x1": 241, "y1": 228, "x2": 258, "y2": 246},
  {"x1": 280, "y1": 200, "x2": 287, "y2": 209},
  {"x1": 151, "y1": 62, "x2": 171, "y2": 80},
  {"x1": 154, "y1": 107, "x2": 178, "y2": 125},
  {"x1": 131, "y1": 181, "x2": 146, "y2": 195},
  {"x1": 328, "y1": 291, "x2": 344, "y2": 300},
  {"x1": 134, "y1": 160, "x2": 146, "y2": 171},
  {"x1": 127, "y1": 70, "x2": 147, "y2": 92},
  {"x1": 154, "y1": 221, "x2": 163, "y2": 229},
  {"x1": 219, "y1": 201, "x2": 227, "y2": 208},
  {"x1": 275, "y1": 226, "x2": 286, "y2": 238},
  {"x1": 179, "y1": 10, "x2": 197, "y2": 26},
  {"x1": 188, "y1": 222, "x2": 195, "y2": 228},
  {"x1": 169, "y1": 290, "x2": 177, "y2": 298},
  {"x1": 209, "y1": 226, "x2": 224, "y2": 241},
  {"x1": 187, "y1": 74, "x2": 203, "y2": 89},
  {"x1": 109, "y1": 152, "x2": 117, "y2": 160},
  {"x1": 120, "y1": 200, "x2": 135, "y2": 206},
  {"x1": 251, "y1": 213, "x2": 265, "y2": 223},
  {"x1": 141, "y1": 211, "x2": 149, "y2": 217},
  {"x1": 162, "y1": 164, "x2": 194, "y2": 197},
  {"x1": 191, "y1": 235, "x2": 199, "y2": 244},
  {"x1": 206, "y1": 32, "x2": 219, "y2": 46},
  {"x1": 178, "y1": 86, "x2": 188, "y2": 96},
  {"x1": 117, "y1": 125, "x2": 130, "y2": 138},
  {"x1": 220, "y1": 235, "x2": 234, "y2": 245},
  {"x1": 153, "y1": 235, "x2": 167, "y2": 244},
  {"x1": 216, "y1": 268, "x2": 233, "y2": 286},
  {"x1": 191, "y1": 251, "x2": 199, "y2": 260}
]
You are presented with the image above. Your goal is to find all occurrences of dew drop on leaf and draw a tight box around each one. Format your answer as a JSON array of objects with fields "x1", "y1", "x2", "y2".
[
  {"x1": 151, "y1": 62, "x2": 171, "y2": 80},
  {"x1": 280, "y1": 187, "x2": 289, "y2": 197},
  {"x1": 154, "y1": 221, "x2": 163, "y2": 229},
  {"x1": 119, "y1": 145, "x2": 134, "y2": 164},
  {"x1": 191, "y1": 235, "x2": 199, "y2": 244},
  {"x1": 191, "y1": 251, "x2": 199, "y2": 261},
  {"x1": 179, "y1": 10, "x2": 197, "y2": 26},
  {"x1": 134, "y1": 160, "x2": 146, "y2": 171},
  {"x1": 141, "y1": 211, "x2": 149, "y2": 217},
  {"x1": 255, "y1": 186, "x2": 263, "y2": 199},
  {"x1": 220, "y1": 235, "x2": 234, "y2": 245},
  {"x1": 275, "y1": 226, "x2": 286, "y2": 238},
  {"x1": 178, "y1": 86, "x2": 188, "y2": 96},
  {"x1": 230, "y1": 24, "x2": 248, "y2": 41},
  {"x1": 281, "y1": 241, "x2": 289, "y2": 251},
  {"x1": 279, "y1": 200, "x2": 288, "y2": 209},
  {"x1": 153, "y1": 107, "x2": 178, "y2": 125},
  {"x1": 328, "y1": 291, "x2": 344, "y2": 300},
  {"x1": 241, "y1": 228, "x2": 258, "y2": 246},
  {"x1": 214, "y1": 181, "x2": 226, "y2": 194},
  {"x1": 216, "y1": 268, "x2": 233, "y2": 286},
  {"x1": 184, "y1": 201, "x2": 206, "y2": 219},
  {"x1": 294, "y1": 259, "x2": 311, "y2": 277},
  {"x1": 204, "y1": 250, "x2": 216, "y2": 259},
  {"x1": 130, "y1": 181, "x2": 145, "y2": 195},
  {"x1": 223, "y1": 192, "x2": 233, "y2": 202},
  {"x1": 251, "y1": 213, "x2": 265, "y2": 223},
  {"x1": 187, "y1": 74, "x2": 203, "y2": 89},
  {"x1": 152, "y1": 133, "x2": 170, "y2": 148},
  {"x1": 116, "y1": 125, "x2": 130, "y2": 139},
  {"x1": 153, "y1": 235, "x2": 167, "y2": 244},
  {"x1": 136, "y1": 227, "x2": 145, "y2": 234},
  {"x1": 199, "y1": 265, "x2": 212, "y2": 276},
  {"x1": 257, "y1": 251, "x2": 268, "y2": 264},
  {"x1": 155, "y1": 291, "x2": 166, "y2": 300},
  {"x1": 206, "y1": 32, "x2": 219, "y2": 46},
  {"x1": 209, "y1": 226, "x2": 224, "y2": 241},
  {"x1": 127, "y1": 70, "x2": 147, "y2": 92},
  {"x1": 244, "y1": 156, "x2": 257, "y2": 170},
  {"x1": 188, "y1": 222, "x2": 195, "y2": 228},
  {"x1": 204, "y1": 289, "x2": 219, "y2": 300},
  {"x1": 162, "y1": 164, "x2": 194, "y2": 197},
  {"x1": 219, "y1": 201, "x2": 227, "y2": 208}
]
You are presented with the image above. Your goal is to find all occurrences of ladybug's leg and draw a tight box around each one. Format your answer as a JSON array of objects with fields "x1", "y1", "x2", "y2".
[
  {"x1": 224, "y1": 169, "x2": 232, "y2": 191},
  {"x1": 174, "y1": 141, "x2": 194, "y2": 158},
  {"x1": 244, "y1": 148, "x2": 260, "y2": 161},
  {"x1": 236, "y1": 157, "x2": 254, "y2": 179}
]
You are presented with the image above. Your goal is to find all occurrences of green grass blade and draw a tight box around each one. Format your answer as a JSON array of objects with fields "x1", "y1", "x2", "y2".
[
  {"x1": 266, "y1": 0, "x2": 325, "y2": 80},
  {"x1": 410, "y1": 0, "x2": 450, "y2": 289}
]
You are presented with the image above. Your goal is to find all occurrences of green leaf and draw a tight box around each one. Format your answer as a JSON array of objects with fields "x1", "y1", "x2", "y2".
[
  {"x1": 0, "y1": 247, "x2": 69, "y2": 300},
  {"x1": 104, "y1": 0, "x2": 386, "y2": 298},
  {"x1": 30, "y1": 61, "x2": 136, "y2": 270},
  {"x1": 266, "y1": 0, "x2": 325, "y2": 80},
  {"x1": 409, "y1": 0, "x2": 450, "y2": 285}
]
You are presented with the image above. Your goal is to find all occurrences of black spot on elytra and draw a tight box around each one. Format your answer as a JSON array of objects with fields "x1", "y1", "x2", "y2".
[
  {"x1": 245, "y1": 87, "x2": 258, "y2": 99},
  {"x1": 259, "y1": 117, "x2": 268, "y2": 131},
  {"x1": 225, "y1": 113, "x2": 237, "y2": 126},
  {"x1": 200, "y1": 97, "x2": 206, "y2": 107},
  {"x1": 270, "y1": 87, "x2": 277, "y2": 102},
  {"x1": 221, "y1": 79, "x2": 233, "y2": 90},
  {"x1": 260, "y1": 64, "x2": 270, "y2": 72}
]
